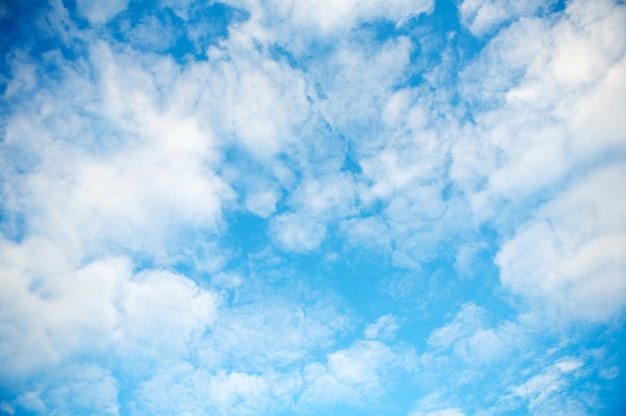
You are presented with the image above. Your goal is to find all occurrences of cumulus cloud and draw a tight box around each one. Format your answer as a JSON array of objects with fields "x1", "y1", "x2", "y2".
[
  {"x1": 245, "y1": 189, "x2": 280, "y2": 218},
  {"x1": 298, "y1": 339, "x2": 408, "y2": 409},
  {"x1": 2, "y1": 41, "x2": 234, "y2": 259},
  {"x1": 0, "y1": 236, "x2": 218, "y2": 381},
  {"x1": 270, "y1": 213, "x2": 327, "y2": 252},
  {"x1": 0, "y1": 238, "x2": 129, "y2": 378},
  {"x1": 496, "y1": 163, "x2": 626, "y2": 322}
]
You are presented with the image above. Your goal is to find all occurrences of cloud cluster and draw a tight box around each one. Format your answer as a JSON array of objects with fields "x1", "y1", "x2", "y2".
[{"x1": 1, "y1": 0, "x2": 625, "y2": 414}]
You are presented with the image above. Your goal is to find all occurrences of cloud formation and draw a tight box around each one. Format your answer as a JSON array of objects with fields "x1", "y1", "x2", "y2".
[{"x1": 0, "y1": 0, "x2": 624, "y2": 415}]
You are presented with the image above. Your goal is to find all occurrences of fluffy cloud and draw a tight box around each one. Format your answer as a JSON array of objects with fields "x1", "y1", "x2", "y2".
[
  {"x1": 270, "y1": 213, "x2": 327, "y2": 252},
  {"x1": 2, "y1": 41, "x2": 234, "y2": 259},
  {"x1": 449, "y1": 0, "x2": 626, "y2": 326},
  {"x1": 496, "y1": 163, "x2": 626, "y2": 322},
  {"x1": 457, "y1": 0, "x2": 626, "y2": 213},
  {"x1": 0, "y1": 235, "x2": 218, "y2": 381},
  {"x1": 0, "y1": 237, "x2": 129, "y2": 378},
  {"x1": 117, "y1": 270, "x2": 218, "y2": 358},
  {"x1": 298, "y1": 339, "x2": 408, "y2": 409}
]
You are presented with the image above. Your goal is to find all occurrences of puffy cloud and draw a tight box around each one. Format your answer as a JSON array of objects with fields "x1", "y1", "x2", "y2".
[
  {"x1": 213, "y1": 56, "x2": 310, "y2": 160},
  {"x1": 298, "y1": 339, "x2": 406, "y2": 408},
  {"x1": 0, "y1": 237, "x2": 129, "y2": 378},
  {"x1": 117, "y1": 270, "x2": 218, "y2": 359},
  {"x1": 457, "y1": 0, "x2": 626, "y2": 217},
  {"x1": 496, "y1": 163, "x2": 626, "y2": 322},
  {"x1": 0, "y1": 235, "x2": 219, "y2": 381},
  {"x1": 245, "y1": 189, "x2": 280, "y2": 218},
  {"x1": 270, "y1": 213, "x2": 327, "y2": 252},
  {"x1": 280, "y1": 0, "x2": 433, "y2": 33},
  {"x1": 289, "y1": 173, "x2": 358, "y2": 221},
  {"x1": 106, "y1": 279, "x2": 354, "y2": 415},
  {"x1": 1, "y1": 42, "x2": 234, "y2": 259},
  {"x1": 451, "y1": 1, "x2": 626, "y2": 331},
  {"x1": 340, "y1": 216, "x2": 391, "y2": 251}
]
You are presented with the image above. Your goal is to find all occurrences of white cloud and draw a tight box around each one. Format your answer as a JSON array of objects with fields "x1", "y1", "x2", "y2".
[
  {"x1": 245, "y1": 189, "x2": 280, "y2": 218},
  {"x1": 31, "y1": 365, "x2": 119, "y2": 416},
  {"x1": 298, "y1": 339, "x2": 403, "y2": 408},
  {"x1": 270, "y1": 213, "x2": 327, "y2": 252},
  {"x1": 340, "y1": 216, "x2": 391, "y2": 251},
  {"x1": 0, "y1": 237, "x2": 129, "y2": 378},
  {"x1": 454, "y1": 242, "x2": 488, "y2": 277},
  {"x1": 75, "y1": 0, "x2": 129, "y2": 25},
  {"x1": 496, "y1": 163, "x2": 626, "y2": 322},
  {"x1": 208, "y1": 371, "x2": 269, "y2": 413},
  {"x1": 117, "y1": 270, "x2": 218, "y2": 358},
  {"x1": 457, "y1": 0, "x2": 626, "y2": 213},
  {"x1": 459, "y1": 0, "x2": 545, "y2": 36},
  {"x1": 316, "y1": 35, "x2": 415, "y2": 137},
  {"x1": 197, "y1": 293, "x2": 349, "y2": 372},
  {"x1": 0, "y1": 234, "x2": 219, "y2": 381},
  {"x1": 453, "y1": 328, "x2": 506, "y2": 364},
  {"x1": 509, "y1": 358, "x2": 588, "y2": 415},
  {"x1": 567, "y1": 56, "x2": 626, "y2": 157},
  {"x1": 2, "y1": 42, "x2": 235, "y2": 260},
  {"x1": 231, "y1": 0, "x2": 433, "y2": 40},
  {"x1": 124, "y1": 14, "x2": 179, "y2": 52},
  {"x1": 427, "y1": 303, "x2": 486, "y2": 350},
  {"x1": 217, "y1": 59, "x2": 309, "y2": 159},
  {"x1": 123, "y1": 286, "x2": 353, "y2": 414},
  {"x1": 365, "y1": 314, "x2": 399, "y2": 341},
  {"x1": 289, "y1": 173, "x2": 358, "y2": 221}
]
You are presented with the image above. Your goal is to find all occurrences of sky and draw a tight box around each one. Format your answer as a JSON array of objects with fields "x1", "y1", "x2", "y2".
[{"x1": 0, "y1": 0, "x2": 625, "y2": 415}]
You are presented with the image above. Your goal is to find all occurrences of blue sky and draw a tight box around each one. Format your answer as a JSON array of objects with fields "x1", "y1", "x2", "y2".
[{"x1": 1, "y1": 0, "x2": 625, "y2": 414}]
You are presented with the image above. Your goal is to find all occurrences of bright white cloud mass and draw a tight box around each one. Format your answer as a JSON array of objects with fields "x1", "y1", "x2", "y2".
[{"x1": 0, "y1": 0, "x2": 625, "y2": 415}]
